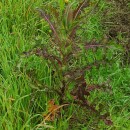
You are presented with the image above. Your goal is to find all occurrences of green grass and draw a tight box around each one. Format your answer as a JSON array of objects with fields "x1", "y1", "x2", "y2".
[{"x1": 0, "y1": 0, "x2": 130, "y2": 129}]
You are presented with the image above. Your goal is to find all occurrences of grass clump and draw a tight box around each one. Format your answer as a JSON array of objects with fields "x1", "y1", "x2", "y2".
[{"x1": 0, "y1": 0, "x2": 130, "y2": 129}]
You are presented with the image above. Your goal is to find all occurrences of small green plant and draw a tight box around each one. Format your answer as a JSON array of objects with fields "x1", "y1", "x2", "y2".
[{"x1": 25, "y1": 0, "x2": 113, "y2": 125}]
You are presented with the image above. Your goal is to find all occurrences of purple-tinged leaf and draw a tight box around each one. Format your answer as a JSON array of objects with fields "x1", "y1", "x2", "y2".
[
  {"x1": 104, "y1": 119, "x2": 113, "y2": 126},
  {"x1": 68, "y1": 25, "x2": 79, "y2": 40},
  {"x1": 73, "y1": 0, "x2": 89, "y2": 20},
  {"x1": 34, "y1": 48, "x2": 62, "y2": 66},
  {"x1": 101, "y1": 114, "x2": 113, "y2": 126},
  {"x1": 36, "y1": 8, "x2": 61, "y2": 43},
  {"x1": 86, "y1": 44, "x2": 104, "y2": 49}
]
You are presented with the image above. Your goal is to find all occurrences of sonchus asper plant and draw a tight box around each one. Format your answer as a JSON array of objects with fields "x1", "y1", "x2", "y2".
[{"x1": 25, "y1": 0, "x2": 113, "y2": 125}]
